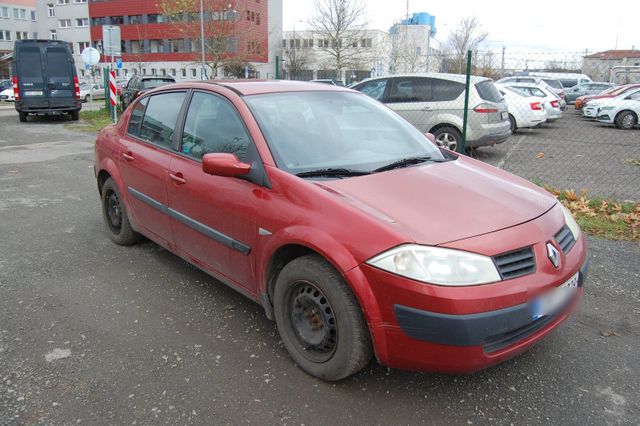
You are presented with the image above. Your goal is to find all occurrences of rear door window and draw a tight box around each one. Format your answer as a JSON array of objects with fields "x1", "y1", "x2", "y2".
[
  {"x1": 433, "y1": 79, "x2": 465, "y2": 101},
  {"x1": 387, "y1": 78, "x2": 433, "y2": 103},
  {"x1": 139, "y1": 92, "x2": 186, "y2": 149},
  {"x1": 127, "y1": 96, "x2": 149, "y2": 137},
  {"x1": 46, "y1": 48, "x2": 71, "y2": 80},
  {"x1": 475, "y1": 80, "x2": 502, "y2": 102},
  {"x1": 18, "y1": 47, "x2": 43, "y2": 81},
  {"x1": 355, "y1": 79, "x2": 388, "y2": 101}
]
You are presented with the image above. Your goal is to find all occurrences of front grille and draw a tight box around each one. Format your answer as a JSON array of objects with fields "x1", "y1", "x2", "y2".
[
  {"x1": 493, "y1": 247, "x2": 536, "y2": 280},
  {"x1": 555, "y1": 225, "x2": 576, "y2": 254},
  {"x1": 483, "y1": 313, "x2": 555, "y2": 354}
]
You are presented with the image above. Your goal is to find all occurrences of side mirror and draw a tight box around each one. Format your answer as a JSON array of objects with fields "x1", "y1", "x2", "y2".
[{"x1": 202, "y1": 153, "x2": 251, "y2": 177}]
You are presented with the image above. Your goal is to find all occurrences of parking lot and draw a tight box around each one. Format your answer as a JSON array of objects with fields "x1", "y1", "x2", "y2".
[{"x1": 0, "y1": 107, "x2": 639, "y2": 425}]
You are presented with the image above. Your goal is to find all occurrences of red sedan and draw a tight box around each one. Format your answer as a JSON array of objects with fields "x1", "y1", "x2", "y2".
[{"x1": 94, "y1": 81, "x2": 588, "y2": 380}]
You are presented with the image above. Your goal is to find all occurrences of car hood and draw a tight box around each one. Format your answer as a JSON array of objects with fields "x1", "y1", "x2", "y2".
[{"x1": 316, "y1": 158, "x2": 557, "y2": 246}]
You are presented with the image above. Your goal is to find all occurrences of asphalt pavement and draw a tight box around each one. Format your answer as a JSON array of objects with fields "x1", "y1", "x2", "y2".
[{"x1": 0, "y1": 109, "x2": 639, "y2": 425}]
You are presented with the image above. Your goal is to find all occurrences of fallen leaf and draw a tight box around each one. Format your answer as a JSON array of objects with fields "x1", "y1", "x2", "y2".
[
  {"x1": 535, "y1": 152, "x2": 545, "y2": 159},
  {"x1": 600, "y1": 330, "x2": 620, "y2": 337}
]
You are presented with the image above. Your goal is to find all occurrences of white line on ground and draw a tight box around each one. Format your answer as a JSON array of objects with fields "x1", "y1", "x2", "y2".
[{"x1": 496, "y1": 134, "x2": 527, "y2": 169}]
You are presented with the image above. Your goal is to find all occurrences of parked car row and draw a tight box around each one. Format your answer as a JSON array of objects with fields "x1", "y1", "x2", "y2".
[{"x1": 582, "y1": 86, "x2": 640, "y2": 129}]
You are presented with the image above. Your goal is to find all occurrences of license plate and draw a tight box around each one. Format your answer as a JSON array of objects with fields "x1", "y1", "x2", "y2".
[
  {"x1": 24, "y1": 91, "x2": 43, "y2": 96},
  {"x1": 501, "y1": 111, "x2": 508, "y2": 120},
  {"x1": 532, "y1": 272, "x2": 579, "y2": 320}
]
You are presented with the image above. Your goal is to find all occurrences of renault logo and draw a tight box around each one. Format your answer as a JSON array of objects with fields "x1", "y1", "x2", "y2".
[{"x1": 547, "y1": 243, "x2": 560, "y2": 268}]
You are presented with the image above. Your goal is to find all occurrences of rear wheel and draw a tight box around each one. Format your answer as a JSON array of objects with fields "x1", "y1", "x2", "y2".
[
  {"x1": 615, "y1": 111, "x2": 637, "y2": 130},
  {"x1": 101, "y1": 178, "x2": 141, "y2": 245},
  {"x1": 432, "y1": 126, "x2": 462, "y2": 152},
  {"x1": 84, "y1": 94, "x2": 90, "y2": 103},
  {"x1": 18, "y1": 111, "x2": 27, "y2": 122},
  {"x1": 274, "y1": 255, "x2": 373, "y2": 381},
  {"x1": 508, "y1": 114, "x2": 517, "y2": 133},
  {"x1": 70, "y1": 110, "x2": 80, "y2": 121}
]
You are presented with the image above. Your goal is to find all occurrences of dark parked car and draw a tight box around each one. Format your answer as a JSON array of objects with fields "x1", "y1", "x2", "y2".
[
  {"x1": 95, "y1": 80, "x2": 587, "y2": 381},
  {"x1": 565, "y1": 82, "x2": 616, "y2": 104},
  {"x1": 120, "y1": 75, "x2": 175, "y2": 109},
  {"x1": 12, "y1": 39, "x2": 81, "y2": 122}
]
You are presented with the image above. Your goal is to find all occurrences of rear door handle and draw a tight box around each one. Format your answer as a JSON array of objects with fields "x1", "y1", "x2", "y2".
[
  {"x1": 122, "y1": 152, "x2": 134, "y2": 161},
  {"x1": 169, "y1": 173, "x2": 187, "y2": 185}
]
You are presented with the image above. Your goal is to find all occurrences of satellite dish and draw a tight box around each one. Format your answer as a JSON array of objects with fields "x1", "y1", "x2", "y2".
[{"x1": 81, "y1": 47, "x2": 100, "y2": 66}]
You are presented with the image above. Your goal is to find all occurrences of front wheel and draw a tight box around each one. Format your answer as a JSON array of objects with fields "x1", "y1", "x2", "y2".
[
  {"x1": 101, "y1": 178, "x2": 141, "y2": 245},
  {"x1": 274, "y1": 255, "x2": 373, "y2": 381},
  {"x1": 615, "y1": 111, "x2": 637, "y2": 130},
  {"x1": 432, "y1": 126, "x2": 462, "y2": 152}
]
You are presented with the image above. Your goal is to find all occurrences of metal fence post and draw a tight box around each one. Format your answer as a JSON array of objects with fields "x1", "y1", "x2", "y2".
[{"x1": 461, "y1": 50, "x2": 473, "y2": 153}]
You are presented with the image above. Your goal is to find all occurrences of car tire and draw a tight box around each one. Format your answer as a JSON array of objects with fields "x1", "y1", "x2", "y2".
[
  {"x1": 101, "y1": 178, "x2": 141, "y2": 246},
  {"x1": 614, "y1": 110, "x2": 637, "y2": 130},
  {"x1": 508, "y1": 114, "x2": 517, "y2": 133},
  {"x1": 432, "y1": 126, "x2": 462, "y2": 152},
  {"x1": 70, "y1": 110, "x2": 80, "y2": 121},
  {"x1": 84, "y1": 94, "x2": 90, "y2": 103},
  {"x1": 273, "y1": 254, "x2": 373, "y2": 381},
  {"x1": 18, "y1": 111, "x2": 27, "y2": 122}
]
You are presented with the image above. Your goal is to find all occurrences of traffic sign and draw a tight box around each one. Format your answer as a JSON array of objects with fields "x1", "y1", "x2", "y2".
[
  {"x1": 102, "y1": 25, "x2": 121, "y2": 56},
  {"x1": 116, "y1": 58, "x2": 122, "y2": 69},
  {"x1": 81, "y1": 47, "x2": 100, "y2": 66}
]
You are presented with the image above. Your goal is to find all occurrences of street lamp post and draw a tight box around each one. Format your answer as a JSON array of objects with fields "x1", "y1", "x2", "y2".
[{"x1": 200, "y1": 0, "x2": 206, "y2": 79}]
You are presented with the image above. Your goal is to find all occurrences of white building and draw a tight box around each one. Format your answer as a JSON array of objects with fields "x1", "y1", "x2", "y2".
[
  {"x1": 389, "y1": 12, "x2": 442, "y2": 74},
  {"x1": 281, "y1": 29, "x2": 390, "y2": 85},
  {"x1": 0, "y1": 0, "x2": 38, "y2": 78}
]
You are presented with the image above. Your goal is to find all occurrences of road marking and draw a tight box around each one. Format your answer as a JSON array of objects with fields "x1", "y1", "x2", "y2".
[{"x1": 496, "y1": 135, "x2": 526, "y2": 169}]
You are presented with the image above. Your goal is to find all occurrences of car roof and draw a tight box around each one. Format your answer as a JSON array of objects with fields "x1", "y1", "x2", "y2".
[
  {"x1": 357, "y1": 73, "x2": 491, "y2": 85},
  {"x1": 155, "y1": 80, "x2": 351, "y2": 96}
]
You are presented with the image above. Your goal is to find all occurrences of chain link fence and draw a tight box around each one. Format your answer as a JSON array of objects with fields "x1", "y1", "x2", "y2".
[{"x1": 352, "y1": 50, "x2": 640, "y2": 202}]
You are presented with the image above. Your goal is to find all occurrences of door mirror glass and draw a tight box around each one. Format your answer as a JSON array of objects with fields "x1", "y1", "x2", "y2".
[{"x1": 202, "y1": 153, "x2": 251, "y2": 177}]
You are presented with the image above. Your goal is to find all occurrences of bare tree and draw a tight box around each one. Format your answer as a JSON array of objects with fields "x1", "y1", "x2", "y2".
[
  {"x1": 308, "y1": 0, "x2": 367, "y2": 81},
  {"x1": 283, "y1": 42, "x2": 312, "y2": 80},
  {"x1": 447, "y1": 16, "x2": 488, "y2": 74},
  {"x1": 161, "y1": 0, "x2": 264, "y2": 78}
]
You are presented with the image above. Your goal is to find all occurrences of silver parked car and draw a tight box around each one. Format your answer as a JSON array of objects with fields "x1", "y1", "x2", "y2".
[
  {"x1": 351, "y1": 73, "x2": 511, "y2": 152},
  {"x1": 499, "y1": 83, "x2": 563, "y2": 121},
  {"x1": 564, "y1": 82, "x2": 617, "y2": 104}
]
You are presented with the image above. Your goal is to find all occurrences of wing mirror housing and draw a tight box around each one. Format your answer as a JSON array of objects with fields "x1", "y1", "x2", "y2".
[
  {"x1": 424, "y1": 132, "x2": 437, "y2": 146},
  {"x1": 202, "y1": 153, "x2": 251, "y2": 177}
]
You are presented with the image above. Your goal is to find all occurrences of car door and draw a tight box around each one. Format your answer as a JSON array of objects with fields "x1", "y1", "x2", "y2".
[
  {"x1": 384, "y1": 77, "x2": 437, "y2": 133},
  {"x1": 44, "y1": 45, "x2": 75, "y2": 109},
  {"x1": 166, "y1": 91, "x2": 261, "y2": 293},
  {"x1": 16, "y1": 45, "x2": 48, "y2": 109},
  {"x1": 118, "y1": 91, "x2": 187, "y2": 247}
]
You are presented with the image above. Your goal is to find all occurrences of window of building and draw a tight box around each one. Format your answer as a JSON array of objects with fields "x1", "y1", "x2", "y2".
[
  {"x1": 151, "y1": 68, "x2": 156, "y2": 75},
  {"x1": 170, "y1": 68, "x2": 176, "y2": 77},
  {"x1": 78, "y1": 41, "x2": 90, "y2": 52},
  {"x1": 289, "y1": 39, "x2": 300, "y2": 49},
  {"x1": 0, "y1": 7, "x2": 8, "y2": 18},
  {"x1": 75, "y1": 18, "x2": 88, "y2": 27},
  {"x1": 255, "y1": 12, "x2": 260, "y2": 25},
  {"x1": 59, "y1": 19, "x2": 71, "y2": 28},
  {"x1": 161, "y1": 69, "x2": 167, "y2": 76},
  {"x1": 50, "y1": 30, "x2": 57, "y2": 40},
  {"x1": 147, "y1": 14, "x2": 165, "y2": 24},
  {"x1": 303, "y1": 39, "x2": 314, "y2": 48},
  {"x1": 191, "y1": 69, "x2": 197, "y2": 78},
  {"x1": 360, "y1": 38, "x2": 372, "y2": 48},
  {"x1": 19, "y1": 9, "x2": 26, "y2": 19},
  {"x1": 149, "y1": 40, "x2": 160, "y2": 53},
  {"x1": 318, "y1": 39, "x2": 329, "y2": 48},
  {"x1": 13, "y1": 8, "x2": 18, "y2": 18},
  {"x1": 74, "y1": 0, "x2": 87, "y2": 3},
  {"x1": 0, "y1": 30, "x2": 11, "y2": 41},
  {"x1": 47, "y1": 4, "x2": 55, "y2": 17},
  {"x1": 247, "y1": 41, "x2": 261, "y2": 54},
  {"x1": 142, "y1": 68, "x2": 147, "y2": 75},
  {"x1": 30, "y1": 10, "x2": 36, "y2": 21},
  {"x1": 139, "y1": 92, "x2": 187, "y2": 149},
  {"x1": 129, "y1": 15, "x2": 142, "y2": 24},
  {"x1": 56, "y1": 0, "x2": 70, "y2": 5},
  {"x1": 169, "y1": 39, "x2": 184, "y2": 53},
  {"x1": 281, "y1": 39, "x2": 286, "y2": 48},
  {"x1": 181, "y1": 69, "x2": 187, "y2": 78},
  {"x1": 130, "y1": 40, "x2": 141, "y2": 54},
  {"x1": 110, "y1": 16, "x2": 124, "y2": 25}
]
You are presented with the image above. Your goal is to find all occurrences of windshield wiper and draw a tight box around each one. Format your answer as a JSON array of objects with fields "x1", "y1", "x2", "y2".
[
  {"x1": 373, "y1": 156, "x2": 449, "y2": 173},
  {"x1": 296, "y1": 168, "x2": 371, "y2": 178}
]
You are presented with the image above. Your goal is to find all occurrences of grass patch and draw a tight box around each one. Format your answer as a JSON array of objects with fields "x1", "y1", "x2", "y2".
[
  {"x1": 67, "y1": 108, "x2": 114, "y2": 132},
  {"x1": 541, "y1": 184, "x2": 639, "y2": 243}
]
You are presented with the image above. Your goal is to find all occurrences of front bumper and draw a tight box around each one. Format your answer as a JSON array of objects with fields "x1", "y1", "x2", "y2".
[
  {"x1": 346, "y1": 206, "x2": 588, "y2": 373},
  {"x1": 596, "y1": 114, "x2": 613, "y2": 123}
]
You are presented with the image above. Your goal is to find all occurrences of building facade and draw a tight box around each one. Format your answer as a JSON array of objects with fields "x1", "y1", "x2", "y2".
[
  {"x1": 0, "y1": 0, "x2": 38, "y2": 78},
  {"x1": 87, "y1": 0, "x2": 282, "y2": 81},
  {"x1": 582, "y1": 50, "x2": 640, "y2": 84},
  {"x1": 389, "y1": 12, "x2": 442, "y2": 75},
  {"x1": 281, "y1": 29, "x2": 390, "y2": 85}
]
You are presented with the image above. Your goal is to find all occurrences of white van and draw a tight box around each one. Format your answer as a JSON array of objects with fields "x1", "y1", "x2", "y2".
[{"x1": 529, "y1": 72, "x2": 592, "y2": 89}]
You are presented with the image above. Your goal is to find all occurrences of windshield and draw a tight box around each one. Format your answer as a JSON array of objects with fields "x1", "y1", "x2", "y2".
[
  {"x1": 542, "y1": 79, "x2": 563, "y2": 89},
  {"x1": 559, "y1": 79, "x2": 578, "y2": 89},
  {"x1": 141, "y1": 78, "x2": 174, "y2": 89},
  {"x1": 245, "y1": 91, "x2": 444, "y2": 175}
]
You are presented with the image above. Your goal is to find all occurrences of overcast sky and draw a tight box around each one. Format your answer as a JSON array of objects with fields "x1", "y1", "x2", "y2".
[{"x1": 283, "y1": 0, "x2": 639, "y2": 54}]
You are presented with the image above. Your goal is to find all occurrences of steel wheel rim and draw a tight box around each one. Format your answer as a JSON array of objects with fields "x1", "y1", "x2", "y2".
[
  {"x1": 287, "y1": 280, "x2": 338, "y2": 363},
  {"x1": 622, "y1": 114, "x2": 635, "y2": 129},
  {"x1": 105, "y1": 190, "x2": 122, "y2": 233},
  {"x1": 436, "y1": 133, "x2": 458, "y2": 151}
]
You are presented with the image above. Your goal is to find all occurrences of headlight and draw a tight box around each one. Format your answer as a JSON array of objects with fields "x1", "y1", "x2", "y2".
[
  {"x1": 560, "y1": 204, "x2": 581, "y2": 240},
  {"x1": 600, "y1": 106, "x2": 614, "y2": 111},
  {"x1": 366, "y1": 245, "x2": 501, "y2": 286}
]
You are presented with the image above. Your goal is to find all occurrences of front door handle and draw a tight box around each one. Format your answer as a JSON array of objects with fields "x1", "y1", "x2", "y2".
[
  {"x1": 122, "y1": 152, "x2": 134, "y2": 161},
  {"x1": 169, "y1": 172, "x2": 187, "y2": 185}
]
